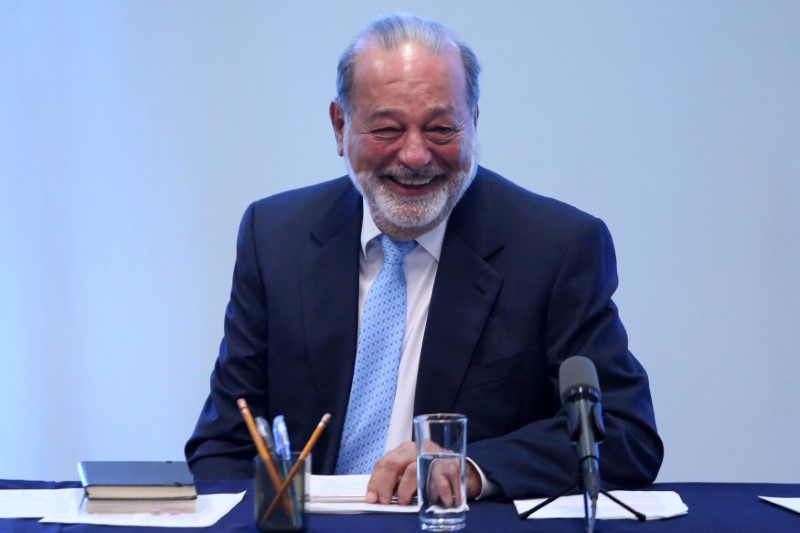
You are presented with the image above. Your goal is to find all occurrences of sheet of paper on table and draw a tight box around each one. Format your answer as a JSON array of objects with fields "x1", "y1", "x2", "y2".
[
  {"x1": 0, "y1": 489, "x2": 81, "y2": 518},
  {"x1": 0, "y1": 487, "x2": 245, "y2": 527},
  {"x1": 514, "y1": 490, "x2": 688, "y2": 520},
  {"x1": 307, "y1": 475, "x2": 417, "y2": 514},
  {"x1": 759, "y1": 496, "x2": 800, "y2": 515}
]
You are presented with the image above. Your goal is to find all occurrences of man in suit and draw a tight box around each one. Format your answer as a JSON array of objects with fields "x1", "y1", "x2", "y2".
[{"x1": 185, "y1": 14, "x2": 663, "y2": 502}]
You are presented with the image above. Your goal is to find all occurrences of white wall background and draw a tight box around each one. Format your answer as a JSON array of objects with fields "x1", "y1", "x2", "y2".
[{"x1": 1, "y1": 1, "x2": 798, "y2": 483}]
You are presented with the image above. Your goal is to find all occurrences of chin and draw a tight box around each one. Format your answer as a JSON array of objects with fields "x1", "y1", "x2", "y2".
[{"x1": 373, "y1": 184, "x2": 450, "y2": 230}]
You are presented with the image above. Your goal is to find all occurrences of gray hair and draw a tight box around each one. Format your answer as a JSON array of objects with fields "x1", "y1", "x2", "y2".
[{"x1": 335, "y1": 14, "x2": 481, "y2": 117}]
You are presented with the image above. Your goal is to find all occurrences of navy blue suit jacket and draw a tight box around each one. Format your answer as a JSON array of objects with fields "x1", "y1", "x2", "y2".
[{"x1": 185, "y1": 167, "x2": 663, "y2": 499}]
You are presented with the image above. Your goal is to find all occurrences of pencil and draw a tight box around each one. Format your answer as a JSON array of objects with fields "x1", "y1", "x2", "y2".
[
  {"x1": 259, "y1": 413, "x2": 332, "y2": 526},
  {"x1": 237, "y1": 398, "x2": 292, "y2": 518}
]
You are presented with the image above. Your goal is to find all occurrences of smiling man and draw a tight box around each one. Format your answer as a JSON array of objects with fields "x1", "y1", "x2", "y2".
[{"x1": 186, "y1": 14, "x2": 663, "y2": 503}]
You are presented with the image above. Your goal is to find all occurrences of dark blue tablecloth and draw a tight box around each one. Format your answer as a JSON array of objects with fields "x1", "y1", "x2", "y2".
[{"x1": 2, "y1": 479, "x2": 799, "y2": 532}]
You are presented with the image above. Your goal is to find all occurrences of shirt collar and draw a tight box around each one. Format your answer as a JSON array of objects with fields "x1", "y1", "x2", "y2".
[{"x1": 360, "y1": 199, "x2": 447, "y2": 261}]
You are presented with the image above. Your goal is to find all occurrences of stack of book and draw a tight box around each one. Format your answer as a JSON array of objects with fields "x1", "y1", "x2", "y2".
[{"x1": 77, "y1": 460, "x2": 197, "y2": 514}]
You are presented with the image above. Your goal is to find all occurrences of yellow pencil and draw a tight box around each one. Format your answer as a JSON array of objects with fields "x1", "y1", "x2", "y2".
[{"x1": 260, "y1": 413, "x2": 332, "y2": 526}]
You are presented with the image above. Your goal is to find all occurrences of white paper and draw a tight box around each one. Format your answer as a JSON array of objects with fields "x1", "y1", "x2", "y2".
[
  {"x1": 514, "y1": 490, "x2": 688, "y2": 520},
  {"x1": 307, "y1": 500, "x2": 418, "y2": 514},
  {"x1": 307, "y1": 475, "x2": 417, "y2": 514},
  {"x1": 309, "y1": 474, "x2": 372, "y2": 502},
  {"x1": 759, "y1": 496, "x2": 800, "y2": 515},
  {"x1": 0, "y1": 488, "x2": 83, "y2": 518},
  {"x1": 38, "y1": 491, "x2": 245, "y2": 528}
]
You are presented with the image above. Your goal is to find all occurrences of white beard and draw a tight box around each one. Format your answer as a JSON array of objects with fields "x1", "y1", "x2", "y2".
[{"x1": 344, "y1": 134, "x2": 479, "y2": 234}]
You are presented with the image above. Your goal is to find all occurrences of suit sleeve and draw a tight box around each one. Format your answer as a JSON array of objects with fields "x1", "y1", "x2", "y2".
[
  {"x1": 467, "y1": 217, "x2": 664, "y2": 499},
  {"x1": 184, "y1": 203, "x2": 270, "y2": 478}
]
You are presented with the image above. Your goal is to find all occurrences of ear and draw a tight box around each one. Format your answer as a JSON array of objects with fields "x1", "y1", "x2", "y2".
[
  {"x1": 472, "y1": 105, "x2": 479, "y2": 128},
  {"x1": 329, "y1": 100, "x2": 345, "y2": 156}
]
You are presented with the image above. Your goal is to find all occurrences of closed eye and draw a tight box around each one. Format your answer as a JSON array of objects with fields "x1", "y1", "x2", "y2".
[
  {"x1": 370, "y1": 127, "x2": 403, "y2": 140},
  {"x1": 426, "y1": 126, "x2": 460, "y2": 143}
]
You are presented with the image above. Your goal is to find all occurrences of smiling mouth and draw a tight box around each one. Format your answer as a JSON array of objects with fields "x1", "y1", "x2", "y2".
[{"x1": 385, "y1": 173, "x2": 440, "y2": 188}]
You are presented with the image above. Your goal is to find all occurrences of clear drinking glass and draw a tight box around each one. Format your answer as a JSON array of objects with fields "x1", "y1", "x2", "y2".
[{"x1": 413, "y1": 413, "x2": 468, "y2": 531}]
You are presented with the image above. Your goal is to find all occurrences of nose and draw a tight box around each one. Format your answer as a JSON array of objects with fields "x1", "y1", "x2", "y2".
[{"x1": 398, "y1": 130, "x2": 432, "y2": 169}]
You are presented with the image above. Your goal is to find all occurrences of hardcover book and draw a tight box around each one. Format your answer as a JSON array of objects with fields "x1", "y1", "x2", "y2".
[{"x1": 77, "y1": 460, "x2": 197, "y2": 501}]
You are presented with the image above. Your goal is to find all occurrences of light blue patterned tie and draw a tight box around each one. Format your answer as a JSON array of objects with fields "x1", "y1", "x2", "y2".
[{"x1": 335, "y1": 235, "x2": 417, "y2": 474}]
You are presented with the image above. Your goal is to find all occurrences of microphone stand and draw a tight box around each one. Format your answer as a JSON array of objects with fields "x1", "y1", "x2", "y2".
[{"x1": 517, "y1": 472, "x2": 646, "y2": 531}]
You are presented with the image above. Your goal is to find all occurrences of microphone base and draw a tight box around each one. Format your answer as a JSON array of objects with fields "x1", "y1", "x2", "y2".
[{"x1": 517, "y1": 484, "x2": 647, "y2": 528}]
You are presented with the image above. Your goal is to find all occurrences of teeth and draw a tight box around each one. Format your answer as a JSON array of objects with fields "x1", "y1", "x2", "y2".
[{"x1": 394, "y1": 175, "x2": 435, "y2": 186}]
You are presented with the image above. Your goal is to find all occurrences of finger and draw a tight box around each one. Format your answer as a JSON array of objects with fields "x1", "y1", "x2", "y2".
[
  {"x1": 428, "y1": 467, "x2": 454, "y2": 507},
  {"x1": 366, "y1": 442, "x2": 416, "y2": 504},
  {"x1": 429, "y1": 457, "x2": 462, "y2": 507},
  {"x1": 366, "y1": 461, "x2": 398, "y2": 504},
  {"x1": 395, "y1": 458, "x2": 417, "y2": 505}
]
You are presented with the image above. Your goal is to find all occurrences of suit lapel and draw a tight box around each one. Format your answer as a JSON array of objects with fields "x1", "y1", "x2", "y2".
[
  {"x1": 299, "y1": 183, "x2": 362, "y2": 472},
  {"x1": 415, "y1": 171, "x2": 504, "y2": 415}
]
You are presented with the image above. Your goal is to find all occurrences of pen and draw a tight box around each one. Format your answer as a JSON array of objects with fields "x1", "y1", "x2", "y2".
[
  {"x1": 272, "y1": 415, "x2": 292, "y2": 462},
  {"x1": 260, "y1": 413, "x2": 332, "y2": 527},
  {"x1": 255, "y1": 416, "x2": 280, "y2": 466},
  {"x1": 270, "y1": 414, "x2": 297, "y2": 524},
  {"x1": 236, "y1": 398, "x2": 292, "y2": 518}
]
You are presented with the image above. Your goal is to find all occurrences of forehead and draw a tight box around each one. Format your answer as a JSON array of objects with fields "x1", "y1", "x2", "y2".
[{"x1": 350, "y1": 40, "x2": 468, "y2": 110}]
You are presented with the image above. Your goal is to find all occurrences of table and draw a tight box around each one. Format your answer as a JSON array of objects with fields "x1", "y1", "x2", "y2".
[{"x1": 2, "y1": 479, "x2": 799, "y2": 532}]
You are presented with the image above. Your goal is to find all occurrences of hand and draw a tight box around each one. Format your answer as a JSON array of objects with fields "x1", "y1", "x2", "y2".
[
  {"x1": 365, "y1": 441, "x2": 483, "y2": 505},
  {"x1": 424, "y1": 453, "x2": 464, "y2": 509}
]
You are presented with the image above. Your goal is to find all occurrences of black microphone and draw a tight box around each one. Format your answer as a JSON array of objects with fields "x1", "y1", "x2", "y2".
[{"x1": 559, "y1": 356, "x2": 605, "y2": 508}]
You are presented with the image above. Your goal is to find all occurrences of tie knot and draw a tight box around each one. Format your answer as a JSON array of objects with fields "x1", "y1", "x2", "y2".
[{"x1": 379, "y1": 234, "x2": 416, "y2": 266}]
